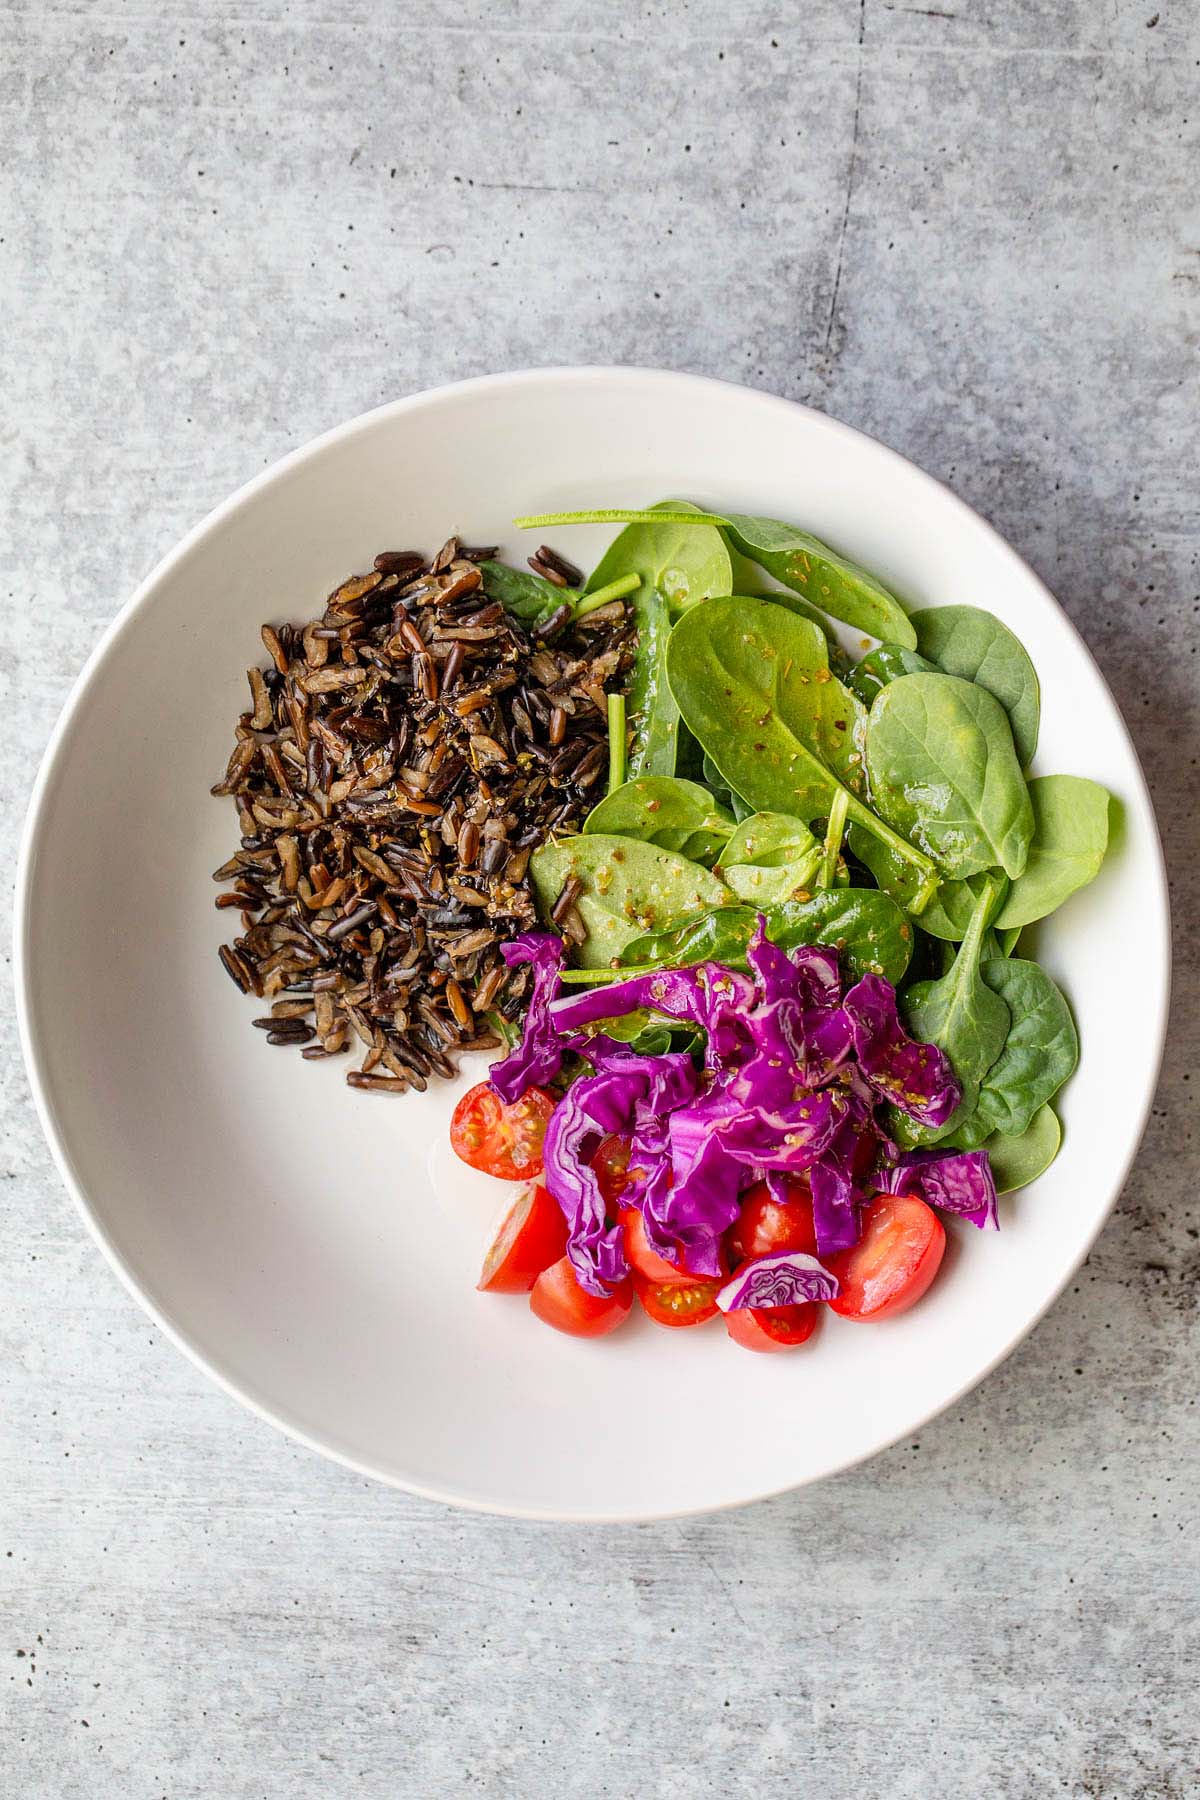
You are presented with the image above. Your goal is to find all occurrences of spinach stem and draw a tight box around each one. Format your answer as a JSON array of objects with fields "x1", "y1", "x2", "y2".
[
  {"x1": 573, "y1": 572, "x2": 640, "y2": 616},
  {"x1": 843, "y1": 788, "x2": 939, "y2": 908},
  {"x1": 514, "y1": 509, "x2": 730, "y2": 530},
  {"x1": 607, "y1": 694, "x2": 627, "y2": 794},
  {"x1": 818, "y1": 789, "x2": 850, "y2": 890}
]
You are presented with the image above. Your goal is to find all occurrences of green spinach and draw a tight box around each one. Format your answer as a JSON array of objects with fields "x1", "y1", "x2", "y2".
[
  {"x1": 951, "y1": 958, "x2": 1079, "y2": 1144},
  {"x1": 846, "y1": 643, "x2": 935, "y2": 706},
  {"x1": 583, "y1": 776, "x2": 735, "y2": 866},
  {"x1": 616, "y1": 887, "x2": 913, "y2": 985},
  {"x1": 919, "y1": 870, "x2": 1011, "y2": 943},
  {"x1": 865, "y1": 672, "x2": 1034, "y2": 879},
  {"x1": 480, "y1": 560, "x2": 638, "y2": 630},
  {"x1": 995, "y1": 775, "x2": 1111, "y2": 930},
  {"x1": 702, "y1": 751, "x2": 753, "y2": 822},
  {"x1": 517, "y1": 507, "x2": 917, "y2": 646},
  {"x1": 845, "y1": 825, "x2": 939, "y2": 917},
  {"x1": 529, "y1": 834, "x2": 728, "y2": 969},
  {"x1": 618, "y1": 906, "x2": 757, "y2": 972},
  {"x1": 770, "y1": 887, "x2": 914, "y2": 983},
  {"x1": 581, "y1": 502, "x2": 732, "y2": 779},
  {"x1": 583, "y1": 500, "x2": 732, "y2": 615},
  {"x1": 896, "y1": 877, "x2": 1011, "y2": 1144},
  {"x1": 910, "y1": 606, "x2": 1040, "y2": 768},
  {"x1": 818, "y1": 787, "x2": 850, "y2": 889},
  {"x1": 716, "y1": 811, "x2": 823, "y2": 908},
  {"x1": 666, "y1": 596, "x2": 939, "y2": 902},
  {"x1": 480, "y1": 559, "x2": 567, "y2": 630},
  {"x1": 623, "y1": 585, "x2": 677, "y2": 778},
  {"x1": 983, "y1": 1104, "x2": 1061, "y2": 1193}
]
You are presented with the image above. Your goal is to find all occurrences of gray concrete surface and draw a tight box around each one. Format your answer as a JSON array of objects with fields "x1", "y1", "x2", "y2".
[{"x1": 2, "y1": 2, "x2": 1197, "y2": 1795}]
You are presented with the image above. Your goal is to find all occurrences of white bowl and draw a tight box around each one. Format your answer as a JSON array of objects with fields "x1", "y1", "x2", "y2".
[{"x1": 15, "y1": 368, "x2": 1169, "y2": 1520}]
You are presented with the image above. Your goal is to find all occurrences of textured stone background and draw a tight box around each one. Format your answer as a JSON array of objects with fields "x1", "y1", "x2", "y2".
[{"x1": 2, "y1": 2, "x2": 1197, "y2": 1795}]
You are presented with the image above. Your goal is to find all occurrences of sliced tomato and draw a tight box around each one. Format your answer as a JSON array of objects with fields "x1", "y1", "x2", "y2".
[
  {"x1": 530, "y1": 1255, "x2": 633, "y2": 1338},
  {"x1": 619, "y1": 1207, "x2": 720, "y2": 1285},
  {"x1": 825, "y1": 1192, "x2": 945, "y2": 1322},
  {"x1": 450, "y1": 1081, "x2": 555, "y2": 1181},
  {"x1": 477, "y1": 1184, "x2": 568, "y2": 1294},
  {"x1": 633, "y1": 1272, "x2": 722, "y2": 1329},
  {"x1": 726, "y1": 1178, "x2": 816, "y2": 1264},
  {"x1": 592, "y1": 1133, "x2": 632, "y2": 1207},
  {"x1": 725, "y1": 1302, "x2": 821, "y2": 1353}
]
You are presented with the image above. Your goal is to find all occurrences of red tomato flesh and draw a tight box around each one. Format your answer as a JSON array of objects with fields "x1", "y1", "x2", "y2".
[
  {"x1": 725, "y1": 1302, "x2": 821, "y2": 1353},
  {"x1": 634, "y1": 1272, "x2": 722, "y2": 1329},
  {"x1": 477, "y1": 1184, "x2": 568, "y2": 1294},
  {"x1": 619, "y1": 1207, "x2": 720, "y2": 1284},
  {"x1": 450, "y1": 1082, "x2": 556, "y2": 1181},
  {"x1": 727, "y1": 1178, "x2": 816, "y2": 1264},
  {"x1": 825, "y1": 1193, "x2": 945, "y2": 1321},
  {"x1": 591, "y1": 1133, "x2": 633, "y2": 1207},
  {"x1": 530, "y1": 1256, "x2": 633, "y2": 1338}
]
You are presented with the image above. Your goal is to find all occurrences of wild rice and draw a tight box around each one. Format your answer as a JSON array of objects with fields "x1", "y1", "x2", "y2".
[{"x1": 212, "y1": 536, "x2": 631, "y2": 1091}]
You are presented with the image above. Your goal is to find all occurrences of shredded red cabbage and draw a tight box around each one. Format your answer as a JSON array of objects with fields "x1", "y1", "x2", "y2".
[
  {"x1": 492, "y1": 915, "x2": 995, "y2": 1293},
  {"x1": 842, "y1": 973, "x2": 962, "y2": 1126},
  {"x1": 808, "y1": 1163, "x2": 861, "y2": 1256},
  {"x1": 489, "y1": 933, "x2": 568, "y2": 1104},
  {"x1": 876, "y1": 1149, "x2": 999, "y2": 1231},
  {"x1": 716, "y1": 1251, "x2": 840, "y2": 1311}
]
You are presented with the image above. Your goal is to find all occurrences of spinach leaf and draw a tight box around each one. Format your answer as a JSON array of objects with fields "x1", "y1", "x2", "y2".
[
  {"x1": 516, "y1": 505, "x2": 917, "y2": 646},
  {"x1": 584, "y1": 499, "x2": 732, "y2": 615},
  {"x1": 845, "y1": 824, "x2": 940, "y2": 917},
  {"x1": 479, "y1": 559, "x2": 566, "y2": 630},
  {"x1": 702, "y1": 751, "x2": 753, "y2": 822},
  {"x1": 675, "y1": 721, "x2": 707, "y2": 782},
  {"x1": 983, "y1": 1104, "x2": 1061, "y2": 1193},
  {"x1": 865, "y1": 672, "x2": 1034, "y2": 879},
  {"x1": 994, "y1": 774, "x2": 1111, "y2": 930},
  {"x1": 770, "y1": 887, "x2": 914, "y2": 983},
  {"x1": 480, "y1": 561, "x2": 638, "y2": 630},
  {"x1": 581, "y1": 501, "x2": 732, "y2": 779},
  {"x1": 911, "y1": 606, "x2": 1040, "y2": 768},
  {"x1": 617, "y1": 887, "x2": 913, "y2": 985},
  {"x1": 719, "y1": 515, "x2": 917, "y2": 648},
  {"x1": 998, "y1": 926, "x2": 1022, "y2": 957},
  {"x1": 845, "y1": 643, "x2": 935, "y2": 706},
  {"x1": 622, "y1": 586, "x2": 677, "y2": 778},
  {"x1": 618, "y1": 906, "x2": 758, "y2": 971},
  {"x1": 896, "y1": 877, "x2": 1011, "y2": 1144},
  {"x1": 919, "y1": 870, "x2": 1010, "y2": 942},
  {"x1": 583, "y1": 776, "x2": 735, "y2": 866},
  {"x1": 716, "y1": 811, "x2": 823, "y2": 908},
  {"x1": 951, "y1": 958, "x2": 1079, "y2": 1144},
  {"x1": 667, "y1": 593, "x2": 858, "y2": 785},
  {"x1": 529, "y1": 834, "x2": 729, "y2": 969},
  {"x1": 666, "y1": 596, "x2": 939, "y2": 903}
]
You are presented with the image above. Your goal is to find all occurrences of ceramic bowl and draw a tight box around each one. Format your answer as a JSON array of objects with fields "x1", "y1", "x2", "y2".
[{"x1": 15, "y1": 369, "x2": 1169, "y2": 1519}]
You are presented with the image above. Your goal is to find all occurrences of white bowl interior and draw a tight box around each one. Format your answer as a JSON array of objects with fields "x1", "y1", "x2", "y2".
[{"x1": 17, "y1": 370, "x2": 1168, "y2": 1518}]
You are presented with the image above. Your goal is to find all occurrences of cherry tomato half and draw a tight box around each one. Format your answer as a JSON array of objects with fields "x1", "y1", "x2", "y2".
[
  {"x1": 530, "y1": 1256, "x2": 633, "y2": 1339},
  {"x1": 592, "y1": 1133, "x2": 633, "y2": 1208},
  {"x1": 825, "y1": 1192, "x2": 945, "y2": 1322},
  {"x1": 726, "y1": 1178, "x2": 816, "y2": 1264},
  {"x1": 450, "y1": 1082, "x2": 556, "y2": 1181},
  {"x1": 633, "y1": 1272, "x2": 722, "y2": 1329},
  {"x1": 725, "y1": 1302, "x2": 821, "y2": 1353},
  {"x1": 619, "y1": 1207, "x2": 721, "y2": 1285},
  {"x1": 477, "y1": 1184, "x2": 568, "y2": 1294}
]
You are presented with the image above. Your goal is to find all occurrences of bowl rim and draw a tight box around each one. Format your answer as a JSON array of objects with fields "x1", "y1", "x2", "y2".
[{"x1": 13, "y1": 365, "x2": 1172, "y2": 1520}]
